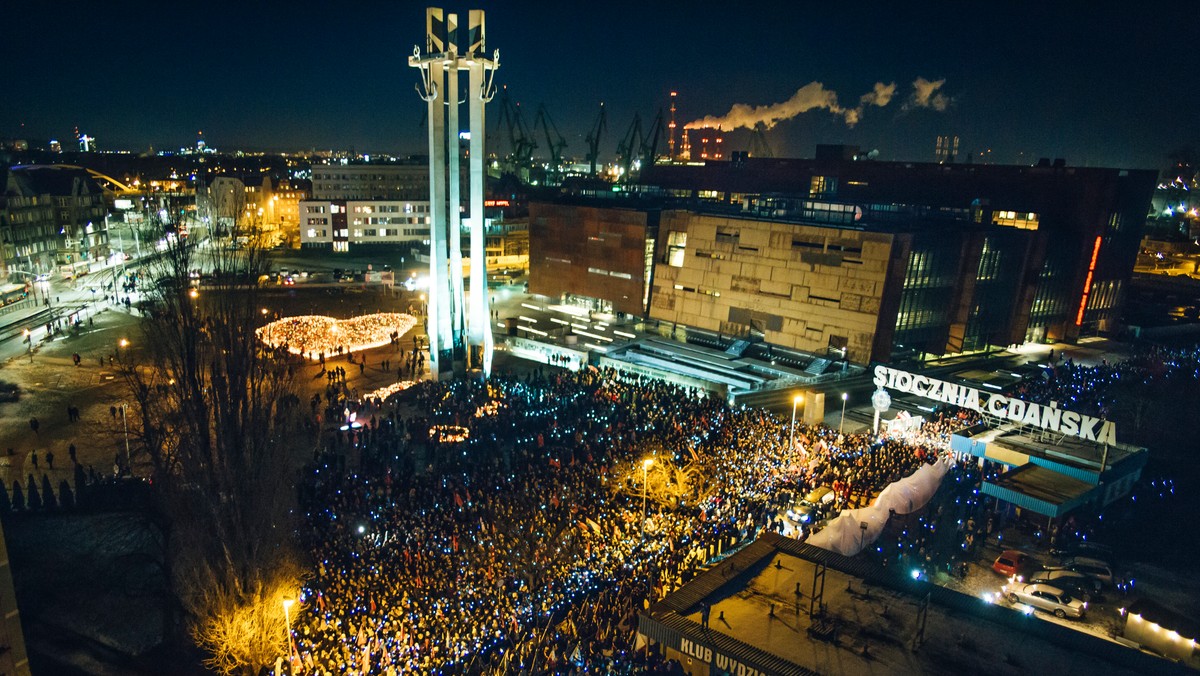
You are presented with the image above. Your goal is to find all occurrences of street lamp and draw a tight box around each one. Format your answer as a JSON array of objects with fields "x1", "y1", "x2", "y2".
[
  {"x1": 790, "y1": 394, "x2": 804, "y2": 451},
  {"x1": 641, "y1": 457, "x2": 654, "y2": 538},
  {"x1": 840, "y1": 392, "x2": 849, "y2": 435},
  {"x1": 282, "y1": 596, "x2": 296, "y2": 667}
]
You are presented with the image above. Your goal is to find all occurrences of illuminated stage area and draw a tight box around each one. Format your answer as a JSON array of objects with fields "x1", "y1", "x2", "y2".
[{"x1": 256, "y1": 313, "x2": 417, "y2": 358}]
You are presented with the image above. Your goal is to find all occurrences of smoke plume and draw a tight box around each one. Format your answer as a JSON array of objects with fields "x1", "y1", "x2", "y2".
[
  {"x1": 844, "y1": 81, "x2": 896, "y2": 127},
  {"x1": 904, "y1": 77, "x2": 950, "y2": 111},
  {"x1": 684, "y1": 80, "x2": 896, "y2": 131}
]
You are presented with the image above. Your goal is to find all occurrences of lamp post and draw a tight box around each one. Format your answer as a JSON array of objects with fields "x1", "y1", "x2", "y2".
[
  {"x1": 282, "y1": 596, "x2": 296, "y2": 667},
  {"x1": 840, "y1": 392, "x2": 849, "y2": 435},
  {"x1": 117, "y1": 338, "x2": 129, "y2": 363},
  {"x1": 119, "y1": 403, "x2": 131, "y2": 474},
  {"x1": 641, "y1": 458, "x2": 654, "y2": 538},
  {"x1": 790, "y1": 394, "x2": 803, "y2": 451}
]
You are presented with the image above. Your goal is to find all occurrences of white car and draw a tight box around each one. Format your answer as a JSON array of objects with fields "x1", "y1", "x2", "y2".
[{"x1": 1003, "y1": 582, "x2": 1086, "y2": 619}]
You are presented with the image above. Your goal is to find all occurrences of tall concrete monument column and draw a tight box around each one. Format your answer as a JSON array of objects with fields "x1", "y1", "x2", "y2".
[{"x1": 410, "y1": 7, "x2": 498, "y2": 378}]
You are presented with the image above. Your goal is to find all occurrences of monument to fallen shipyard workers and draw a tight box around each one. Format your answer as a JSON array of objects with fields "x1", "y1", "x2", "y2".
[{"x1": 410, "y1": 7, "x2": 497, "y2": 378}]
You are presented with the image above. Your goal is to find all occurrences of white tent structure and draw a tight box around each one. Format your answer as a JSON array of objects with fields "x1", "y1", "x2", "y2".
[{"x1": 807, "y1": 455, "x2": 952, "y2": 557}]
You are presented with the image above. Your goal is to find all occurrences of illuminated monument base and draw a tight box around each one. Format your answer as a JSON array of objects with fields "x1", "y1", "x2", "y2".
[{"x1": 410, "y1": 7, "x2": 497, "y2": 379}]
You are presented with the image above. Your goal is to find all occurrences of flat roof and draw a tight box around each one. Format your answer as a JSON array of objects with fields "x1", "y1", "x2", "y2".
[
  {"x1": 950, "y1": 367, "x2": 1026, "y2": 392},
  {"x1": 987, "y1": 464, "x2": 1094, "y2": 507},
  {"x1": 642, "y1": 533, "x2": 1172, "y2": 676},
  {"x1": 955, "y1": 423, "x2": 1144, "y2": 473}
]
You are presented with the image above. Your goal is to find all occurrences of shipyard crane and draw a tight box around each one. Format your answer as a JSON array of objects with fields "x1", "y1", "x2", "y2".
[
  {"x1": 750, "y1": 121, "x2": 775, "y2": 158},
  {"x1": 615, "y1": 113, "x2": 644, "y2": 181},
  {"x1": 533, "y1": 104, "x2": 568, "y2": 181},
  {"x1": 493, "y1": 87, "x2": 536, "y2": 170},
  {"x1": 585, "y1": 103, "x2": 607, "y2": 176},
  {"x1": 642, "y1": 108, "x2": 666, "y2": 166}
]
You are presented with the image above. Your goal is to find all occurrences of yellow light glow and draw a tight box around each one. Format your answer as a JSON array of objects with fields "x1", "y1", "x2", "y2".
[{"x1": 256, "y1": 313, "x2": 417, "y2": 358}]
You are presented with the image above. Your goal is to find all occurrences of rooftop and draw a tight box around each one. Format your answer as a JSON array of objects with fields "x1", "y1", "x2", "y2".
[{"x1": 641, "y1": 533, "x2": 1181, "y2": 676}]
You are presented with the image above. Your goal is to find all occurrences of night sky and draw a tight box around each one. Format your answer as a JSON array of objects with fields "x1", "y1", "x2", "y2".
[{"x1": 3, "y1": 1, "x2": 1196, "y2": 171}]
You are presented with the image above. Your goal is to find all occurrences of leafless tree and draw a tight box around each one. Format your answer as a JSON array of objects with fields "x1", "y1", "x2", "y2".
[{"x1": 122, "y1": 231, "x2": 313, "y2": 674}]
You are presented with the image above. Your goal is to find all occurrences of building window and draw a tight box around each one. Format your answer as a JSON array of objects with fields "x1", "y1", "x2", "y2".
[
  {"x1": 992, "y1": 210, "x2": 1040, "y2": 230},
  {"x1": 667, "y1": 231, "x2": 687, "y2": 267},
  {"x1": 714, "y1": 229, "x2": 739, "y2": 245},
  {"x1": 810, "y1": 175, "x2": 837, "y2": 198},
  {"x1": 1107, "y1": 212, "x2": 1124, "y2": 233}
]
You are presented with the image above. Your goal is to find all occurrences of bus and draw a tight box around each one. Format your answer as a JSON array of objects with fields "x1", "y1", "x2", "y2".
[{"x1": 0, "y1": 284, "x2": 29, "y2": 306}]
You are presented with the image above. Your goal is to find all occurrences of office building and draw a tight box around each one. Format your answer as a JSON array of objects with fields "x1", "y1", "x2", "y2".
[
  {"x1": 310, "y1": 163, "x2": 429, "y2": 201},
  {"x1": 530, "y1": 150, "x2": 1156, "y2": 364},
  {"x1": 299, "y1": 199, "x2": 431, "y2": 253}
]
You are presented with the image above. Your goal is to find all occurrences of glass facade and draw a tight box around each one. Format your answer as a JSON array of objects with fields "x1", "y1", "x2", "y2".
[
  {"x1": 893, "y1": 236, "x2": 961, "y2": 351},
  {"x1": 963, "y1": 232, "x2": 1025, "y2": 351}
]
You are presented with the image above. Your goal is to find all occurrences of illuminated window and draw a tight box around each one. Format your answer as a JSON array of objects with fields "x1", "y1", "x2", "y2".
[
  {"x1": 992, "y1": 210, "x2": 1040, "y2": 230},
  {"x1": 809, "y1": 175, "x2": 837, "y2": 197},
  {"x1": 667, "y1": 231, "x2": 688, "y2": 267}
]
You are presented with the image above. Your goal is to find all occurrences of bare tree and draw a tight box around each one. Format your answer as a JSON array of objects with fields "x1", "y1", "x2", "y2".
[{"x1": 122, "y1": 232, "x2": 312, "y2": 674}]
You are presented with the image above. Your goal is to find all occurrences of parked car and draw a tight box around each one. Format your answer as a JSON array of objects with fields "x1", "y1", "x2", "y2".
[
  {"x1": 1003, "y1": 582, "x2": 1087, "y2": 619},
  {"x1": 1059, "y1": 556, "x2": 1119, "y2": 588},
  {"x1": 1028, "y1": 568, "x2": 1100, "y2": 599},
  {"x1": 1050, "y1": 541, "x2": 1114, "y2": 565},
  {"x1": 993, "y1": 550, "x2": 1035, "y2": 578}
]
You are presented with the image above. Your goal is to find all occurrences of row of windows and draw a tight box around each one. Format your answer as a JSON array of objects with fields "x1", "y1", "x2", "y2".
[
  {"x1": 353, "y1": 217, "x2": 428, "y2": 226},
  {"x1": 992, "y1": 210, "x2": 1040, "y2": 230},
  {"x1": 307, "y1": 227, "x2": 432, "y2": 240},
  {"x1": 672, "y1": 283, "x2": 721, "y2": 297},
  {"x1": 587, "y1": 267, "x2": 634, "y2": 280},
  {"x1": 313, "y1": 172, "x2": 424, "y2": 181},
  {"x1": 352, "y1": 205, "x2": 427, "y2": 214}
]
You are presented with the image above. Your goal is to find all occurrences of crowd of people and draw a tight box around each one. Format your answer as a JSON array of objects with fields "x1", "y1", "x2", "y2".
[
  {"x1": 290, "y1": 366, "x2": 977, "y2": 675},
  {"x1": 1015, "y1": 343, "x2": 1200, "y2": 422}
]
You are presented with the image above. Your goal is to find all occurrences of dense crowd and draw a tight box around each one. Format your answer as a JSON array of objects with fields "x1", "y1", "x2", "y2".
[
  {"x1": 290, "y1": 366, "x2": 974, "y2": 675},
  {"x1": 1014, "y1": 343, "x2": 1200, "y2": 420}
]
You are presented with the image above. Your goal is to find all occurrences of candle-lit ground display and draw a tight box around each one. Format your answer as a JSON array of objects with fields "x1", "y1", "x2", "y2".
[{"x1": 256, "y1": 313, "x2": 417, "y2": 358}]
